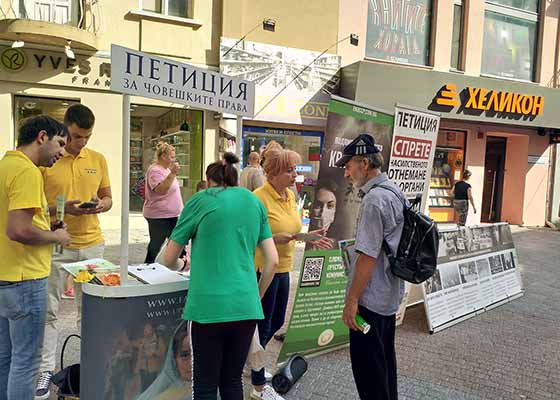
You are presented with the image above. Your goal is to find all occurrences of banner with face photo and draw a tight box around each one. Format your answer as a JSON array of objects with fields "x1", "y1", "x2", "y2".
[
  {"x1": 278, "y1": 96, "x2": 395, "y2": 364},
  {"x1": 423, "y1": 223, "x2": 523, "y2": 333}
]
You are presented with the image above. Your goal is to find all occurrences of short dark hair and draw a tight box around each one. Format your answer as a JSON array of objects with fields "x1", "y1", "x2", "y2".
[
  {"x1": 64, "y1": 104, "x2": 95, "y2": 129},
  {"x1": 17, "y1": 115, "x2": 67, "y2": 146},
  {"x1": 206, "y1": 152, "x2": 239, "y2": 187}
]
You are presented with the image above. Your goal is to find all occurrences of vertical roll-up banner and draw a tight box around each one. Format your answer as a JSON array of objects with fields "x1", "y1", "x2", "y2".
[
  {"x1": 277, "y1": 96, "x2": 395, "y2": 363},
  {"x1": 388, "y1": 105, "x2": 440, "y2": 325}
]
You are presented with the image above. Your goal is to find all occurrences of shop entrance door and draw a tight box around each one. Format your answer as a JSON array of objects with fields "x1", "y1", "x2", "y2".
[{"x1": 481, "y1": 137, "x2": 507, "y2": 222}]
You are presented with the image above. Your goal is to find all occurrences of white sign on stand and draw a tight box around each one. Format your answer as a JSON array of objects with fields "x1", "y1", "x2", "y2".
[
  {"x1": 111, "y1": 44, "x2": 255, "y2": 117},
  {"x1": 110, "y1": 45, "x2": 255, "y2": 284},
  {"x1": 423, "y1": 223, "x2": 523, "y2": 333}
]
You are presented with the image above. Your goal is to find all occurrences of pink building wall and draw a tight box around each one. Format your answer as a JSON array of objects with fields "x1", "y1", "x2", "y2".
[
  {"x1": 524, "y1": 135, "x2": 552, "y2": 226},
  {"x1": 441, "y1": 121, "x2": 549, "y2": 226}
]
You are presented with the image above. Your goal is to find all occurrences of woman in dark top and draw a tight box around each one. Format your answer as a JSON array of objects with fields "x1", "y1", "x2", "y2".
[{"x1": 453, "y1": 169, "x2": 477, "y2": 226}]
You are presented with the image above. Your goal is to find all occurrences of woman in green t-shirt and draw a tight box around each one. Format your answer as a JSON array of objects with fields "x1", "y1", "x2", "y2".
[{"x1": 160, "y1": 152, "x2": 278, "y2": 400}]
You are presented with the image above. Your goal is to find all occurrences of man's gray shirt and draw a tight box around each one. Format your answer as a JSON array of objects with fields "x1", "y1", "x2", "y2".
[{"x1": 346, "y1": 173, "x2": 405, "y2": 316}]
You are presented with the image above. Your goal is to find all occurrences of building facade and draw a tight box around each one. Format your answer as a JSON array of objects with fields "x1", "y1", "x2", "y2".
[
  {"x1": 1, "y1": 0, "x2": 559, "y2": 227},
  {"x1": 336, "y1": 0, "x2": 560, "y2": 227},
  {"x1": 0, "y1": 0, "x2": 222, "y2": 226}
]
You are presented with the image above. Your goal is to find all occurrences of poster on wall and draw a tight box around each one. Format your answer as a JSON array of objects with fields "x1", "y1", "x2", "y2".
[
  {"x1": 220, "y1": 37, "x2": 341, "y2": 126},
  {"x1": 278, "y1": 96, "x2": 395, "y2": 363},
  {"x1": 366, "y1": 0, "x2": 432, "y2": 65},
  {"x1": 423, "y1": 223, "x2": 523, "y2": 333},
  {"x1": 80, "y1": 289, "x2": 192, "y2": 400}
]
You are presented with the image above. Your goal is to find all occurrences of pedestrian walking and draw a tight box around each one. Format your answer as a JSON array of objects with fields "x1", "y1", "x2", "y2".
[
  {"x1": 160, "y1": 152, "x2": 279, "y2": 400},
  {"x1": 453, "y1": 169, "x2": 476, "y2": 226},
  {"x1": 240, "y1": 151, "x2": 265, "y2": 192},
  {"x1": 336, "y1": 134, "x2": 407, "y2": 400},
  {"x1": 0, "y1": 115, "x2": 71, "y2": 400},
  {"x1": 143, "y1": 141, "x2": 183, "y2": 264},
  {"x1": 36, "y1": 104, "x2": 113, "y2": 399},
  {"x1": 251, "y1": 148, "x2": 332, "y2": 400}
]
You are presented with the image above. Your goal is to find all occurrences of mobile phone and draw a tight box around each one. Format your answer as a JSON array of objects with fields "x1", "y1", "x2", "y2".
[{"x1": 79, "y1": 201, "x2": 98, "y2": 209}]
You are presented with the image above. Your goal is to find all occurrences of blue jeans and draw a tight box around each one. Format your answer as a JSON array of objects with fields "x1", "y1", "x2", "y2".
[
  {"x1": 251, "y1": 272, "x2": 290, "y2": 386},
  {"x1": 0, "y1": 278, "x2": 48, "y2": 400}
]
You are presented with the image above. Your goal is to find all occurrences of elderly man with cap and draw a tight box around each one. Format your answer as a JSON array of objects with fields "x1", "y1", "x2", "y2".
[{"x1": 336, "y1": 133, "x2": 406, "y2": 400}]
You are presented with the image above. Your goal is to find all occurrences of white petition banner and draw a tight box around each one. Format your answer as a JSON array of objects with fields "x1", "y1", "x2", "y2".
[{"x1": 388, "y1": 105, "x2": 440, "y2": 212}]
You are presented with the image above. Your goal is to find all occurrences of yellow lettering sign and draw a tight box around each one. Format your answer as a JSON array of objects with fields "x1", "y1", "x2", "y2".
[
  {"x1": 435, "y1": 84, "x2": 460, "y2": 107},
  {"x1": 435, "y1": 84, "x2": 544, "y2": 117}
]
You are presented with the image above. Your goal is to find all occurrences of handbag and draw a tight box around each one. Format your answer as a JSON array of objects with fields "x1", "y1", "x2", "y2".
[{"x1": 51, "y1": 334, "x2": 81, "y2": 399}]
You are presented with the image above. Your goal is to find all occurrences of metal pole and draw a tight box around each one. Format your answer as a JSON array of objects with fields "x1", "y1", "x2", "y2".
[
  {"x1": 236, "y1": 115, "x2": 243, "y2": 167},
  {"x1": 120, "y1": 94, "x2": 130, "y2": 284}
]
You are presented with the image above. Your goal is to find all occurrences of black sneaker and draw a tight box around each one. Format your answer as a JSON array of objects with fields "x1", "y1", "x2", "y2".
[{"x1": 35, "y1": 371, "x2": 52, "y2": 400}]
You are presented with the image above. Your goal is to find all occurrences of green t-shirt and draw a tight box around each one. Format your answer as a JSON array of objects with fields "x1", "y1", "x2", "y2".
[{"x1": 171, "y1": 187, "x2": 272, "y2": 323}]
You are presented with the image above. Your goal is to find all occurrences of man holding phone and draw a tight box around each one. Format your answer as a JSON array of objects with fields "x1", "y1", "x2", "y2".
[{"x1": 36, "y1": 104, "x2": 112, "y2": 399}]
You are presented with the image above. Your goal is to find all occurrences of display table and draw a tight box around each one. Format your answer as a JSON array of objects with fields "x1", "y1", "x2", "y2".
[{"x1": 80, "y1": 280, "x2": 189, "y2": 400}]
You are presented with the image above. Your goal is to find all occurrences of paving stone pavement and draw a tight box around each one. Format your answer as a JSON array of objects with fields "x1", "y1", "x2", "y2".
[{"x1": 51, "y1": 222, "x2": 560, "y2": 399}]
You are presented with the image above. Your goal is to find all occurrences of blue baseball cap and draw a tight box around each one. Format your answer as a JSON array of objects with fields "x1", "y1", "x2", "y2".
[{"x1": 335, "y1": 134, "x2": 380, "y2": 167}]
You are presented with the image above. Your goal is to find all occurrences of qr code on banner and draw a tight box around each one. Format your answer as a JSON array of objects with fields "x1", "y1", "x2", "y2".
[{"x1": 300, "y1": 256, "x2": 324, "y2": 287}]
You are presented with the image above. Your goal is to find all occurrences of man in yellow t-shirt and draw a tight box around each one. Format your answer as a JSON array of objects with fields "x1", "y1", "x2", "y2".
[
  {"x1": 0, "y1": 115, "x2": 71, "y2": 400},
  {"x1": 36, "y1": 104, "x2": 113, "y2": 399}
]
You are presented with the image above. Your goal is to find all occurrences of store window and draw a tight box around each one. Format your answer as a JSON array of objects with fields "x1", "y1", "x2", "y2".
[
  {"x1": 429, "y1": 130, "x2": 466, "y2": 222},
  {"x1": 14, "y1": 96, "x2": 79, "y2": 146},
  {"x1": 481, "y1": 1, "x2": 539, "y2": 81},
  {"x1": 451, "y1": 0, "x2": 464, "y2": 70},
  {"x1": 129, "y1": 106, "x2": 203, "y2": 212},
  {"x1": 365, "y1": 0, "x2": 433, "y2": 66},
  {"x1": 141, "y1": 0, "x2": 190, "y2": 18}
]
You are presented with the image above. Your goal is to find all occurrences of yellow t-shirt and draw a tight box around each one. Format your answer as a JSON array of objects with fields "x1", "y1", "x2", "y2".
[
  {"x1": 0, "y1": 151, "x2": 52, "y2": 281},
  {"x1": 253, "y1": 181, "x2": 302, "y2": 273},
  {"x1": 42, "y1": 147, "x2": 110, "y2": 249}
]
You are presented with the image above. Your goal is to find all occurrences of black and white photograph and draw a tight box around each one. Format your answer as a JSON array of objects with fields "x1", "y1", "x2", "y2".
[
  {"x1": 438, "y1": 263, "x2": 462, "y2": 289},
  {"x1": 502, "y1": 252, "x2": 516, "y2": 271},
  {"x1": 459, "y1": 261, "x2": 479, "y2": 284},
  {"x1": 499, "y1": 224, "x2": 514, "y2": 246},
  {"x1": 424, "y1": 269, "x2": 443, "y2": 295},
  {"x1": 489, "y1": 255, "x2": 504, "y2": 275},
  {"x1": 476, "y1": 258, "x2": 492, "y2": 279}
]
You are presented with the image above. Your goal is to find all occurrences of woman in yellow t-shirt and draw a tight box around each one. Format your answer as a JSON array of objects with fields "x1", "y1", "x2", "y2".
[{"x1": 251, "y1": 148, "x2": 332, "y2": 399}]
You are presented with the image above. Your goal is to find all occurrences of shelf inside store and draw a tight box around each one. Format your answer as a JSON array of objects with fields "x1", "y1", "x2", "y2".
[{"x1": 151, "y1": 130, "x2": 190, "y2": 142}]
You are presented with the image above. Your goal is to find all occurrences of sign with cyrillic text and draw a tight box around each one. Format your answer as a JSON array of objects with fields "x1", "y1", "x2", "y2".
[
  {"x1": 111, "y1": 44, "x2": 255, "y2": 117},
  {"x1": 387, "y1": 105, "x2": 439, "y2": 211}
]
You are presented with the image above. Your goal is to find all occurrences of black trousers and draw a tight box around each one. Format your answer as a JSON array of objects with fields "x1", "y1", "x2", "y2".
[
  {"x1": 349, "y1": 306, "x2": 398, "y2": 400},
  {"x1": 144, "y1": 217, "x2": 178, "y2": 263},
  {"x1": 191, "y1": 319, "x2": 256, "y2": 400}
]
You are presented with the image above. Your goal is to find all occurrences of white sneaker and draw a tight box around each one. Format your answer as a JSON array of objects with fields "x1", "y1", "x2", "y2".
[
  {"x1": 265, "y1": 369, "x2": 273, "y2": 382},
  {"x1": 251, "y1": 384, "x2": 285, "y2": 400},
  {"x1": 35, "y1": 371, "x2": 52, "y2": 400}
]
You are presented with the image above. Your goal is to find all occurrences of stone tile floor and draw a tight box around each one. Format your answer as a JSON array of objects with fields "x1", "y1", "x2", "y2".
[{"x1": 52, "y1": 221, "x2": 560, "y2": 399}]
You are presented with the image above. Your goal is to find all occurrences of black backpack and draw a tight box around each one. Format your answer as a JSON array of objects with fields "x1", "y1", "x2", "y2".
[{"x1": 371, "y1": 184, "x2": 439, "y2": 284}]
